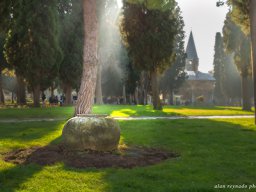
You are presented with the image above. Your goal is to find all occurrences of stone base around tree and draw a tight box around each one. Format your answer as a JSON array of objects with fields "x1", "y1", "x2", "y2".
[{"x1": 62, "y1": 115, "x2": 120, "y2": 151}]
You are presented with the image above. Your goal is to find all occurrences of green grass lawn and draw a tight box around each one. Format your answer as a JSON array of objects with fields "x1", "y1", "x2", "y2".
[
  {"x1": 0, "y1": 105, "x2": 254, "y2": 119},
  {"x1": 0, "y1": 118, "x2": 255, "y2": 191}
]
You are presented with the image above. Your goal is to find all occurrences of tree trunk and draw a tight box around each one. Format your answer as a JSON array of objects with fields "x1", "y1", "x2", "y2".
[
  {"x1": 138, "y1": 72, "x2": 145, "y2": 105},
  {"x1": 138, "y1": 89, "x2": 144, "y2": 105},
  {"x1": 75, "y1": 0, "x2": 98, "y2": 115},
  {"x1": 0, "y1": 69, "x2": 4, "y2": 105},
  {"x1": 144, "y1": 72, "x2": 150, "y2": 105},
  {"x1": 50, "y1": 85, "x2": 54, "y2": 97},
  {"x1": 169, "y1": 90, "x2": 174, "y2": 105},
  {"x1": 241, "y1": 75, "x2": 251, "y2": 111},
  {"x1": 64, "y1": 84, "x2": 72, "y2": 105},
  {"x1": 33, "y1": 84, "x2": 40, "y2": 107},
  {"x1": 249, "y1": 0, "x2": 256, "y2": 122},
  {"x1": 151, "y1": 69, "x2": 162, "y2": 110},
  {"x1": 122, "y1": 85, "x2": 126, "y2": 104},
  {"x1": 16, "y1": 74, "x2": 26, "y2": 105},
  {"x1": 144, "y1": 89, "x2": 148, "y2": 105},
  {"x1": 11, "y1": 92, "x2": 14, "y2": 104},
  {"x1": 95, "y1": 63, "x2": 103, "y2": 104}
]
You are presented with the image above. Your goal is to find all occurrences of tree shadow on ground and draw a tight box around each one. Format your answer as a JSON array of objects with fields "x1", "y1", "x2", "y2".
[
  {"x1": 0, "y1": 121, "x2": 63, "y2": 145},
  {"x1": 0, "y1": 118, "x2": 256, "y2": 191},
  {"x1": 0, "y1": 121, "x2": 64, "y2": 191},
  {"x1": 102, "y1": 118, "x2": 256, "y2": 192},
  {"x1": 0, "y1": 136, "x2": 61, "y2": 192}
]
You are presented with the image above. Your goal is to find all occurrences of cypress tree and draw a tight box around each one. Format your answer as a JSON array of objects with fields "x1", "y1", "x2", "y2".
[
  {"x1": 160, "y1": 7, "x2": 187, "y2": 104},
  {"x1": 221, "y1": 53, "x2": 242, "y2": 104},
  {"x1": 223, "y1": 13, "x2": 252, "y2": 110},
  {"x1": 0, "y1": 33, "x2": 8, "y2": 104},
  {"x1": 120, "y1": 1, "x2": 179, "y2": 110},
  {"x1": 213, "y1": 32, "x2": 225, "y2": 105},
  {"x1": 58, "y1": 0, "x2": 83, "y2": 105},
  {"x1": 5, "y1": 0, "x2": 62, "y2": 107}
]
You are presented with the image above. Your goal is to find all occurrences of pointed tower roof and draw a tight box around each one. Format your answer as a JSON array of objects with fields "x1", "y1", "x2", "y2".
[{"x1": 186, "y1": 31, "x2": 198, "y2": 60}]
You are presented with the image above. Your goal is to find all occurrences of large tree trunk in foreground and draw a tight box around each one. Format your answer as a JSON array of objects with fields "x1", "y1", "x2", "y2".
[
  {"x1": 250, "y1": 0, "x2": 256, "y2": 122},
  {"x1": 75, "y1": 0, "x2": 98, "y2": 115},
  {"x1": 241, "y1": 75, "x2": 251, "y2": 111},
  {"x1": 151, "y1": 69, "x2": 162, "y2": 110},
  {"x1": 16, "y1": 74, "x2": 26, "y2": 105},
  {"x1": 33, "y1": 84, "x2": 40, "y2": 107},
  {"x1": 95, "y1": 63, "x2": 103, "y2": 104},
  {"x1": 64, "y1": 84, "x2": 72, "y2": 105}
]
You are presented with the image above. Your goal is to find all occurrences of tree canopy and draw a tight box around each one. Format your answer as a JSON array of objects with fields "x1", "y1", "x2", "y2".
[
  {"x1": 5, "y1": 0, "x2": 63, "y2": 107},
  {"x1": 120, "y1": 1, "x2": 180, "y2": 109},
  {"x1": 223, "y1": 12, "x2": 252, "y2": 110},
  {"x1": 58, "y1": 0, "x2": 84, "y2": 104}
]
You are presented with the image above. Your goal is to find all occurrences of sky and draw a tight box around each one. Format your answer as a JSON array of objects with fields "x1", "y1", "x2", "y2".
[{"x1": 174, "y1": 0, "x2": 229, "y2": 72}]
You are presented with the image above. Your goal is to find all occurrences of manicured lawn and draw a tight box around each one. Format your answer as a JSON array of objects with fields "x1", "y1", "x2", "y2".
[
  {"x1": 0, "y1": 105, "x2": 254, "y2": 119},
  {"x1": 0, "y1": 118, "x2": 255, "y2": 191},
  {"x1": 0, "y1": 106, "x2": 74, "y2": 120}
]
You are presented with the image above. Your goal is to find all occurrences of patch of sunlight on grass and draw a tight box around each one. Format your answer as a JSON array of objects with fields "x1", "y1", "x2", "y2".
[
  {"x1": 162, "y1": 107, "x2": 254, "y2": 116},
  {"x1": 210, "y1": 118, "x2": 256, "y2": 131},
  {"x1": 119, "y1": 135, "x2": 125, "y2": 145},
  {"x1": 110, "y1": 109, "x2": 136, "y2": 117},
  {"x1": 0, "y1": 121, "x2": 65, "y2": 152},
  {"x1": 37, "y1": 122, "x2": 65, "y2": 145},
  {"x1": 0, "y1": 159, "x2": 15, "y2": 171}
]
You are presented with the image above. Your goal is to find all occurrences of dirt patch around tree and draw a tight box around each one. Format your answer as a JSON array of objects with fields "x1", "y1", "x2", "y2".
[{"x1": 3, "y1": 145, "x2": 179, "y2": 169}]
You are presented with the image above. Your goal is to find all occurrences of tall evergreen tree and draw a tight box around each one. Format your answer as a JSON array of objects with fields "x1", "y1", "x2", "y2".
[
  {"x1": 220, "y1": 0, "x2": 256, "y2": 119},
  {"x1": 0, "y1": 1, "x2": 12, "y2": 33},
  {"x1": 221, "y1": 53, "x2": 242, "y2": 104},
  {"x1": 213, "y1": 32, "x2": 225, "y2": 105},
  {"x1": 160, "y1": 7, "x2": 187, "y2": 104},
  {"x1": 120, "y1": 1, "x2": 179, "y2": 110},
  {"x1": 5, "y1": 0, "x2": 62, "y2": 107},
  {"x1": 223, "y1": 13, "x2": 252, "y2": 110},
  {"x1": 58, "y1": 0, "x2": 83, "y2": 105},
  {"x1": 0, "y1": 33, "x2": 8, "y2": 104}
]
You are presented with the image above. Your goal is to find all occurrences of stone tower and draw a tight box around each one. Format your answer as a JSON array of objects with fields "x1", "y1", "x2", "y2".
[{"x1": 186, "y1": 31, "x2": 199, "y2": 72}]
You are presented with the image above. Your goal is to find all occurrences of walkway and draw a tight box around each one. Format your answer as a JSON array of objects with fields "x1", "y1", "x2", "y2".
[
  {"x1": 0, "y1": 115, "x2": 253, "y2": 123},
  {"x1": 114, "y1": 115, "x2": 254, "y2": 120}
]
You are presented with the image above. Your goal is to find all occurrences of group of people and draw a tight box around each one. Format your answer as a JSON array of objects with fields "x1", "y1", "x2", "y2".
[{"x1": 41, "y1": 93, "x2": 66, "y2": 106}]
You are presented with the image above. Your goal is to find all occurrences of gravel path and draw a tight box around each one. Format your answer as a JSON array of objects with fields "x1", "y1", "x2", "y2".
[{"x1": 0, "y1": 115, "x2": 253, "y2": 123}]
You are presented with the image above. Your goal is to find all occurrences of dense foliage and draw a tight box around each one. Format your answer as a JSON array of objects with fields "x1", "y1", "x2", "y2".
[
  {"x1": 120, "y1": 0, "x2": 180, "y2": 109},
  {"x1": 159, "y1": 7, "x2": 187, "y2": 104},
  {"x1": 213, "y1": 32, "x2": 225, "y2": 104},
  {"x1": 4, "y1": 0, "x2": 62, "y2": 107},
  {"x1": 223, "y1": 13, "x2": 252, "y2": 110},
  {"x1": 58, "y1": 0, "x2": 83, "y2": 105}
]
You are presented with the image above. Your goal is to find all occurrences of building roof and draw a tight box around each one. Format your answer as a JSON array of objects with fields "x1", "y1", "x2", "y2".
[
  {"x1": 186, "y1": 71, "x2": 215, "y2": 81},
  {"x1": 186, "y1": 31, "x2": 198, "y2": 60}
]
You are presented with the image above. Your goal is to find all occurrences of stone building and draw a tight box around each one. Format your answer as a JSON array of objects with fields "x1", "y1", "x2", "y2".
[{"x1": 178, "y1": 31, "x2": 215, "y2": 104}]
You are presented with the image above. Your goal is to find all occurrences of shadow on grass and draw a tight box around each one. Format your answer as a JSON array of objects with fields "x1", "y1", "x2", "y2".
[
  {"x1": 106, "y1": 105, "x2": 254, "y2": 117},
  {"x1": 0, "y1": 121, "x2": 63, "y2": 144},
  {"x1": 0, "y1": 118, "x2": 256, "y2": 191},
  {"x1": 0, "y1": 136, "x2": 61, "y2": 192},
  {"x1": 0, "y1": 106, "x2": 74, "y2": 120},
  {"x1": 102, "y1": 118, "x2": 256, "y2": 192}
]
